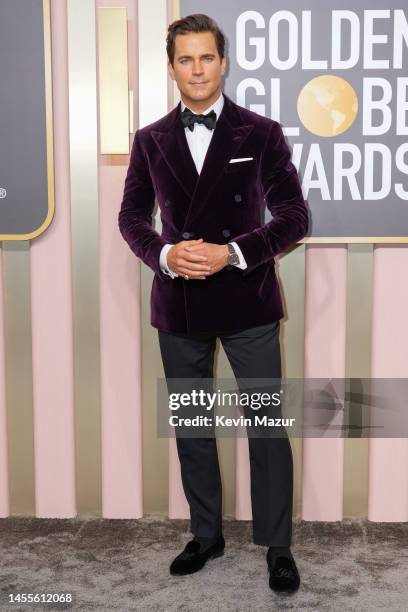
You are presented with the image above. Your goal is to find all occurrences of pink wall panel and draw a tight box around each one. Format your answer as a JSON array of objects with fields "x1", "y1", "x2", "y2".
[
  {"x1": 96, "y1": 0, "x2": 144, "y2": 518},
  {"x1": 369, "y1": 246, "x2": 408, "y2": 521},
  {"x1": 235, "y1": 437, "x2": 252, "y2": 520},
  {"x1": 302, "y1": 246, "x2": 347, "y2": 520},
  {"x1": 30, "y1": 0, "x2": 76, "y2": 518}
]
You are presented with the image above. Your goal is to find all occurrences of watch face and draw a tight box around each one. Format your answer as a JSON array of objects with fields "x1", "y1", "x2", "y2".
[
  {"x1": 228, "y1": 253, "x2": 240, "y2": 265},
  {"x1": 227, "y1": 243, "x2": 239, "y2": 265}
]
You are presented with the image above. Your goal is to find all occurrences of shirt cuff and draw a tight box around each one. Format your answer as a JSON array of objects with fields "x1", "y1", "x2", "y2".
[
  {"x1": 159, "y1": 244, "x2": 178, "y2": 278},
  {"x1": 230, "y1": 241, "x2": 247, "y2": 270}
]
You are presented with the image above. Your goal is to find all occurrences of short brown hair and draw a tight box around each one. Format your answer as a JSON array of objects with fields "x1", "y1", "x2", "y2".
[{"x1": 166, "y1": 13, "x2": 226, "y2": 66}]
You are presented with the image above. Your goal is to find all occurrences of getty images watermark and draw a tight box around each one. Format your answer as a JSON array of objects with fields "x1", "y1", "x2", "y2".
[
  {"x1": 156, "y1": 378, "x2": 408, "y2": 438},
  {"x1": 167, "y1": 387, "x2": 295, "y2": 431}
]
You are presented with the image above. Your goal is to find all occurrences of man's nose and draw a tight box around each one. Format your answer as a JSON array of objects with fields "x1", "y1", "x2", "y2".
[{"x1": 192, "y1": 61, "x2": 204, "y2": 74}]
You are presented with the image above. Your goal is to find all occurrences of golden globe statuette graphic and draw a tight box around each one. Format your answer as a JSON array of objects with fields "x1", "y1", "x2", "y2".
[{"x1": 297, "y1": 75, "x2": 358, "y2": 137}]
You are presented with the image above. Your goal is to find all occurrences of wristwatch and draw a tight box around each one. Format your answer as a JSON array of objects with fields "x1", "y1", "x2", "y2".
[{"x1": 227, "y1": 242, "x2": 240, "y2": 266}]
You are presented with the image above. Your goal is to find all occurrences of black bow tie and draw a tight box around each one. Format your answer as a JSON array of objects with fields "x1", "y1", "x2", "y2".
[{"x1": 181, "y1": 107, "x2": 217, "y2": 132}]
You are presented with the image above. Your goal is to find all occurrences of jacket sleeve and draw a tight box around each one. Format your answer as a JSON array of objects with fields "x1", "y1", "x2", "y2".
[
  {"x1": 118, "y1": 129, "x2": 168, "y2": 278},
  {"x1": 231, "y1": 121, "x2": 309, "y2": 276}
]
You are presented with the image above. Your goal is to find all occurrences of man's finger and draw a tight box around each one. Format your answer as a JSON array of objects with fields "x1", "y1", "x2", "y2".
[
  {"x1": 178, "y1": 260, "x2": 212, "y2": 272},
  {"x1": 184, "y1": 238, "x2": 203, "y2": 245},
  {"x1": 182, "y1": 252, "x2": 208, "y2": 262},
  {"x1": 185, "y1": 244, "x2": 207, "y2": 252},
  {"x1": 180, "y1": 249, "x2": 207, "y2": 261},
  {"x1": 178, "y1": 267, "x2": 208, "y2": 279}
]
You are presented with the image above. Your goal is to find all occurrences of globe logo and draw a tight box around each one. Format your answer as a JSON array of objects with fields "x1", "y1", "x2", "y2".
[
  {"x1": 297, "y1": 75, "x2": 358, "y2": 137},
  {"x1": 0, "y1": 187, "x2": 7, "y2": 199}
]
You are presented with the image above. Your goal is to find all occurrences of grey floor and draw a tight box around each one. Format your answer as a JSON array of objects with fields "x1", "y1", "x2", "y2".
[{"x1": 0, "y1": 516, "x2": 407, "y2": 611}]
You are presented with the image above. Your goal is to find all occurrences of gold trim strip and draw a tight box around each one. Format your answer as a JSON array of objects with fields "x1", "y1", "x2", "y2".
[
  {"x1": 68, "y1": 0, "x2": 101, "y2": 515},
  {"x1": 97, "y1": 7, "x2": 129, "y2": 154},
  {"x1": 343, "y1": 244, "x2": 372, "y2": 517},
  {"x1": 129, "y1": 90, "x2": 134, "y2": 134}
]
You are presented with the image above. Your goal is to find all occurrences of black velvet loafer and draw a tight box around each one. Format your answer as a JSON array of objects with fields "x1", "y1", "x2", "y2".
[
  {"x1": 170, "y1": 535, "x2": 225, "y2": 576},
  {"x1": 267, "y1": 552, "x2": 300, "y2": 594}
]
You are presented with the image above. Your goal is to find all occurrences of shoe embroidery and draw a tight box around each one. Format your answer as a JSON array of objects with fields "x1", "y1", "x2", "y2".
[{"x1": 271, "y1": 567, "x2": 294, "y2": 579}]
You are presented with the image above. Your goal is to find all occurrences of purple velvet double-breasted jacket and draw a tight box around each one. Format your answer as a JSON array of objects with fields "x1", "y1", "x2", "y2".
[{"x1": 118, "y1": 92, "x2": 309, "y2": 334}]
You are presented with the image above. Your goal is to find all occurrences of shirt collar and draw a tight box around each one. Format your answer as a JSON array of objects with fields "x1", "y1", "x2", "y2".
[{"x1": 180, "y1": 91, "x2": 224, "y2": 118}]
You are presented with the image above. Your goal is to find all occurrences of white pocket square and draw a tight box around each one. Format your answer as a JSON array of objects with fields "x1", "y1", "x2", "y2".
[{"x1": 228, "y1": 157, "x2": 254, "y2": 163}]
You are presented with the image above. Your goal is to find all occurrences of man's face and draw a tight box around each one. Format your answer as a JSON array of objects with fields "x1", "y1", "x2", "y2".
[{"x1": 168, "y1": 31, "x2": 227, "y2": 106}]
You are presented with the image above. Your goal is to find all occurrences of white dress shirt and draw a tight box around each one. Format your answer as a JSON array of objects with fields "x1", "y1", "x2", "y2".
[{"x1": 159, "y1": 91, "x2": 247, "y2": 278}]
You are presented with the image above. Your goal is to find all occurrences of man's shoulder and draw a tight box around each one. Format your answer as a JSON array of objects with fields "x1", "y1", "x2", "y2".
[
  {"x1": 137, "y1": 107, "x2": 177, "y2": 137},
  {"x1": 232, "y1": 99, "x2": 275, "y2": 130},
  {"x1": 228, "y1": 97, "x2": 285, "y2": 145}
]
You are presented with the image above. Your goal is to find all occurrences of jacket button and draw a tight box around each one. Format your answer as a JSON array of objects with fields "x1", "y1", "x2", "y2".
[
  {"x1": 222, "y1": 229, "x2": 231, "y2": 238},
  {"x1": 182, "y1": 231, "x2": 193, "y2": 239},
  {"x1": 164, "y1": 199, "x2": 171, "y2": 207},
  {"x1": 234, "y1": 193, "x2": 242, "y2": 203}
]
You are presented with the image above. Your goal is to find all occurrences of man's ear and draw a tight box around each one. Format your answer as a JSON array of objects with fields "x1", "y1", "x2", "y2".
[
  {"x1": 167, "y1": 61, "x2": 175, "y2": 81},
  {"x1": 221, "y1": 55, "x2": 227, "y2": 76}
]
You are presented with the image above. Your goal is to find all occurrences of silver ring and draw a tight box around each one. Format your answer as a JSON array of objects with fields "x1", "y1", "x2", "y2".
[{"x1": 184, "y1": 274, "x2": 189, "y2": 280}]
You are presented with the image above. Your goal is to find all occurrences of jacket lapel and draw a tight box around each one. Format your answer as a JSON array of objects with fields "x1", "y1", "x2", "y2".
[
  {"x1": 151, "y1": 113, "x2": 199, "y2": 199},
  {"x1": 151, "y1": 93, "x2": 254, "y2": 228}
]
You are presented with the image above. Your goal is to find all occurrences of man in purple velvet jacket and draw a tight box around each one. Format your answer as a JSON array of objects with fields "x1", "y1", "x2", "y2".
[{"x1": 118, "y1": 13, "x2": 308, "y2": 595}]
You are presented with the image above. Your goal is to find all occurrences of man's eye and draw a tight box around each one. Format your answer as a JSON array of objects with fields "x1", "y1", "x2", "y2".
[{"x1": 179, "y1": 58, "x2": 213, "y2": 64}]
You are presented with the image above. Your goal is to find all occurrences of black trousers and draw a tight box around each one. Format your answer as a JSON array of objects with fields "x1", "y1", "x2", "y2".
[{"x1": 158, "y1": 320, "x2": 293, "y2": 546}]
